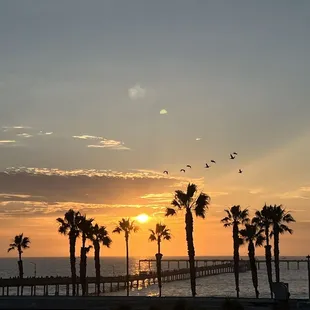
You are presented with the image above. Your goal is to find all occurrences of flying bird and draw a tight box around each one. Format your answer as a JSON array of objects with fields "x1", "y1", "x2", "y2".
[
  {"x1": 211, "y1": 160, "x2": 216, "y2": 164},
  {"x1": 233, "y1": 152, "x2": 238, "y2": 155},
  {"x1": 180, "y1": 169, "x2": 185, "y2": 173},
  {"x1": 205, "y1": 163, "x2": 210, "y2": 168},
  {"x1": 186, "y1": 165, "x2": 192, "y2": 168},
  {"x1": 163, "y1": 170, "x2": 168, "y2": 175},
  {"x1": 230, "y1": 154, "x2": 236, "y2": 159},
  {"x1": 239, "y1": 169, "x2": 243, "y2": 174}
]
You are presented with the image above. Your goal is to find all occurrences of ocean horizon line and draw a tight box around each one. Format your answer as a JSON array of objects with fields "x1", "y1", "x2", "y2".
[{"x1": 1, "y1": 255, "x2": 308, "y2": 259}]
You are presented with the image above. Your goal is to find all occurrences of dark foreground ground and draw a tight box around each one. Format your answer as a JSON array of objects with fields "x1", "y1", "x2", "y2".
[{"x1": 0, "y1": 297, "x2": 309, "y2": 310}]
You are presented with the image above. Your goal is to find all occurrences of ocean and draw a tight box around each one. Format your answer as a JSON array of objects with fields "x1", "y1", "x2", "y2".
[{"x1": 0, "y1": 256, "x2": 308, "y2": 299}]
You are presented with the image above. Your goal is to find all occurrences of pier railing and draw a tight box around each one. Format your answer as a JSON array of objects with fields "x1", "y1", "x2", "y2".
[{"x1": 0, "y1": 261, "x2": 250, "y2": 297}]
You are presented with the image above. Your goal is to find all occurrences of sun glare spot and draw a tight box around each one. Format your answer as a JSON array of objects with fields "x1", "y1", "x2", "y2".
[{"x1": 136, "y1": 213, "x2": 149, "y2": 223}]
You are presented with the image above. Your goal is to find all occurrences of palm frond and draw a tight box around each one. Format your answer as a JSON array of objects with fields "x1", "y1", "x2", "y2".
[
  {"x1": 149, "y1": 234, "x2": 157, "y2": 242},
  {"x1": 221, "y1": 217, "x2": 230, "y2": 224},
  {"x1": 238, "y1": 237, "x2": 244, "y2": 246},
  {"x1": 171, "y1": 199, "x2": 182, "y2": 209},
  {"x1": 186, "y1": 183, "x2": 197, "y2": 199},
  {"x1": 255, "y1": 235, "x2": 265, "y2": 247},
  {"x1": 175, "y1": 190, "x2": 188, "y2": 206},
  {"x1": 133, "y1": 225, "x2": 139, "y2": 233},
  {"x1": 165, "y1": 208, "x2": 177, "y2": 217},
  {"x1": 102, "y1": 236, "x2": 112, "y2": 248},
  {"x1": 113, "y1": 227, "x2": 122, "y2": 234},
  {"x1": 163, "y1": 234, "x2": 172, "y2": 241},
  {"x1": 194, "y1": 193, "x2": 210, "y2": 219},
  {"x1": 224, "y1": 209, "x2": 232, "y2": 219},
  {"x1": 283, "y1": 213, "x2": 296, "y2": 223},
  {"x1": 21, "y1": 237, "x2": 30, "y2": 249}
]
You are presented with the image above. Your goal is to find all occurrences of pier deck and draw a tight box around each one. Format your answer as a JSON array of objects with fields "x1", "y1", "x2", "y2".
[{"x1": 0, "y1": 261, "x2": 250, "y2": 297}]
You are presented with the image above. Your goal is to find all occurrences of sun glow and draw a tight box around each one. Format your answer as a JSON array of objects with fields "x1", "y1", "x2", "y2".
[{"x1": 136, "y1": 213, "x2": 149, "y2": 223}]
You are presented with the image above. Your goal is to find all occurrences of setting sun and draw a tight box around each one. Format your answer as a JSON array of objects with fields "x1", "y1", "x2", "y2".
[{"x1": 136, "y1": 213, "x2": 149, "y2": 223}]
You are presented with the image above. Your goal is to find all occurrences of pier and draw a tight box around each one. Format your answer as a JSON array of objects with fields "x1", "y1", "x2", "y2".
[
  {"x1": 138, "y1": 258, "x2": 309, "y2": 272},
  {"x1": 0, "y1": 261, "x2": 249, "y2": 296}
]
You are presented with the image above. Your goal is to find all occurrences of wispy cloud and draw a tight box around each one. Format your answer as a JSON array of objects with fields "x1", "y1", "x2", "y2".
[
  {"x1": 208, "y1": 191, "x2": 229, "y2": 197},
  {"x1": 276, "y1": 189, "x2": 310, "y2": 200},
  {"x1": 140, "y1": 192, "x2": 172, "y2": 203},
  {"x1": 38, "y1": 131, "x2": 53, "y2": 136},
  {"x1": 17, "y1": 133, "x2": 33, "y2": 138},
  {"x1": 2, "y1": 126, "x2": 31, "y2": 132},
  {"x1": 277, "y1": 186, "x2": 310, "y2": 200},
  {"x1": 73, "y1": 135, "x2": 103, "y2": 140},
  {"x1": 4, "y1": 167, "x2": 176, "y2": 179},
  {"x1": 0, "y1": 140, "x2": 17, "y2": 146},
  {"x1": 128, "y1": 84, "x2": 146, "y2": 100},
  {"x1": 249, "y1": 188, "x2": 263, "y2": 195},
  {"x1": 160, "y1": 109, "x2": 168, "y2": 115},
  {"x1": 300, "y1": 187, "x2": 310, "y2": 192},
  {"x1": 88, "y1": 139, "x2": 130, "y2": 150}
]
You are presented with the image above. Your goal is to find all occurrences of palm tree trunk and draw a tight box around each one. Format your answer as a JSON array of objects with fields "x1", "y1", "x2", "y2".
[
  {"x1": 18, "y1": 251, "x2": 23, "y2": 279},
  {"x1": 84, "y1": 247, "x2": 88, "y2": 295},
  {"x1": 273, "y1": 228, "x2": 280, "y2": 283},
  {"x1": 80, "y1": 246, "x2": 86, "y2": 295},
  {"x1": 125, "y1": 235, "x2": 130, "y2": 297},
  {"x1": 248, "y1": 241, "x2": 259, "y2": 298},
  {"x1": 265, "y1": 230, "x2": 273, "y2": 298},
  {"x1": 94, "y1": 242, "x2": 101, "y2": 296},
  {"x1": 185, "y1": 209, "x2": 196, "y2": 297},
  {"x1": 156, "y1": 239, "x2": 162, "y2": 297},
  {"x1": 69, "y1": 236, "x2": 76, "y2": 296},
  {"x1": 233, "y1": 223, "x2": 240, "y2": 298}
]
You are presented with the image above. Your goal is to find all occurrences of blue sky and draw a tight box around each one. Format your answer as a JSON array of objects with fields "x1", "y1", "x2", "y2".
[{"x1": 0, "y1": 1, "x2": 309, "y2": 256}]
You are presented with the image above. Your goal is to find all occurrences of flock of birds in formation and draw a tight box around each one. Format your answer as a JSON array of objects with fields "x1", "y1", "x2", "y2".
[{"x1": 163, "y1": 152, "x2": 243, "y2": 175}]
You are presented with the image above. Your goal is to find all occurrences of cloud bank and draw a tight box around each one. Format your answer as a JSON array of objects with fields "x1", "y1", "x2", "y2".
[
  {"x1": 88, "y1": 139, "x2": 130, "y2": 150},
  {"x1": 0, "y1": 167, "x2": 181, "y2": 217}
]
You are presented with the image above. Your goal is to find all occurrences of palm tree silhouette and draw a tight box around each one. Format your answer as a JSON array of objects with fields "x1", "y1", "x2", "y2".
[
  {"x1": 240, "y1": 223, "x2": 265, "y2": 298},
  {"x1": 149, "y1": 223, "x2": 172, "y2": 297},
  {"x1": 166, "y1": 183, "x2": 210, "y2": 297},
  {"x1": 113, "y1": 218, "x2": 139, "y2": 296},
  {"x1": 252, "y1": 204, "x2": 274, "y2": 298},
  {"x1": 221, "y1": 205, "x2": 249, "y2": 298},
  {"x1": 269, "y1": 205, "x2": 295, "y2": 283},
  {"x1": 78, "y1": 214, "x2": 94, "y2": 296},
  {"x1": 56, "y1": 209, "x2": 80, "y2": 296},
  {"x1": 89, "y1": 224, "x2": 112, "y2": 295},
  {"x1": 7, "y1": 233, "x2": 30, "y2": 279}
]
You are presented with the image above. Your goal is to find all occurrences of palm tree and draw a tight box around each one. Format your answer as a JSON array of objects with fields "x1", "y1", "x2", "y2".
[
  {"x1": 113, "y1": 218, "x2": 139, "y2": 296},
  {"x1": 252, "y1": 204, "x2": 274, "y2": 298},
  {"x1": 89, "y1": 224, "x2": 112, "y2": 295},
  {"x1": 77, "y1": 214, "x2": 94, "y2": 296},
  {"x1": 240, "y1": 223, "x2": 265, "y2": 298},
  {"x1": 149, "y1": 223, "x2": 172, "y2": 297},
  {"x1": 7, "y1": 234, "x2": 30, "y2": 279},
  {"x1": 221, "y1": 205, "x2": 249, "y2": 298},
  {"x1": 269, "y1": 205, "x2": 295, "y2": 283},
  {"x1": 166, "y1": 183, "x2": 210, "y2": 297},
  {"x1": 56, "y1": 209, "x2": 81, "y2": 296}
]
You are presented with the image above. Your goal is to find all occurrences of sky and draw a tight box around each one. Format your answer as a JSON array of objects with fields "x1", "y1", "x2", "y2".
[{"x1": 0, "y1": 0, "x2": 310, "y2": 258}]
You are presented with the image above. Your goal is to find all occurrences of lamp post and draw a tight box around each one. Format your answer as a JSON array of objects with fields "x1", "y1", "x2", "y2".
[{"x1": 30, "y1": 262, "x2": 37, "y2": 278}]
